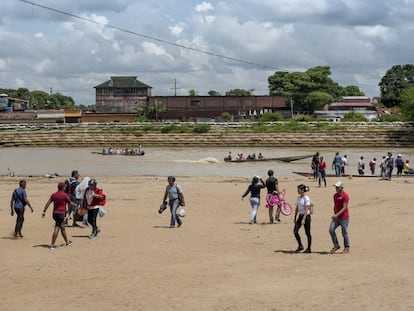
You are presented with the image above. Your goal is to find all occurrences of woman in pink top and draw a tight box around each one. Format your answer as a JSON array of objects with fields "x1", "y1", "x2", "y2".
[{"x1": 42, "y1": 182, "x2": 76, "y2": 250}]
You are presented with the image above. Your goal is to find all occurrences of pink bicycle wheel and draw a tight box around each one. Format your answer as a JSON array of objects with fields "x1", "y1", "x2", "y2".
[{"x1": 280, "y1": 202, "x2": 292, "y2": 216}]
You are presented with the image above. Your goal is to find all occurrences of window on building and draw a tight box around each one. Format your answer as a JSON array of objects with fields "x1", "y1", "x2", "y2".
[{"x1": 190, "y1": 101, "x2": 201, "y2": 107}]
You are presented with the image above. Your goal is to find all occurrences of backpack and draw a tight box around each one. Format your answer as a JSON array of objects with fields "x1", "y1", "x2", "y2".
[{"x1": 65, "y1": 177, "x2": 79, "y2": 196}]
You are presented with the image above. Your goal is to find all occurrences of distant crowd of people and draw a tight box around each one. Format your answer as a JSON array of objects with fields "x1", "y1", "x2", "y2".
[
  {"x1": 311, "y1": 151, "x2": 413, "y2": 180},
  {"x1": 224, "y1": 151, "x2": 264, "y2": 161},
  {"x1": 102, "y1": 144, "x2": 144, "y2": 155}
]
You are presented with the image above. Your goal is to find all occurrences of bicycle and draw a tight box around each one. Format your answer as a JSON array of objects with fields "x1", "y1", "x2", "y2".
[{"x1": 265, "y1": 188, "x2": 293, "y2": 216}]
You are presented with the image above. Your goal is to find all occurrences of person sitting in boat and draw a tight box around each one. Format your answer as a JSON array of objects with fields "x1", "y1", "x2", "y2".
[
  {"x1": 102, "y1": 148, "x2": 109, "y2": 155},
  {"x1": 258, "y1": 153, "x2": 264, "y2": 159},
  {"x1": 238, "y1": 153, "x2": 244, "y2": 160},
  {"x1": 108, "y1": 147, "x2": 113, "y2": 154},
  {"x1": 251, "y1": 153, "x2": 256, "y2": 159},
  {"x1": 224, "y1": 152, "x2": 232, "y2": 161}
]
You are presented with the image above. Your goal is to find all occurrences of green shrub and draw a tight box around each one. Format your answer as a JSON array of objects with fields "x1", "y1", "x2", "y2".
[
  {"x1": 192, "y1": 123, "x2": 211, "y2": 133},
  {"x1": 259, "y1": 112, "x2": 284, "y2": 122},
  {"x1": 341, "y1": 112, "x2": 367, "y2": 122},
  {"x1": 293, "y1": 114, "x2": 313, "y2": 122}
]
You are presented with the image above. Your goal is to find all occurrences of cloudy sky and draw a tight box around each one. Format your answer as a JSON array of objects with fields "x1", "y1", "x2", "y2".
[{"x1": 1, "y1": 0, "x2": 413, "y2": 105}]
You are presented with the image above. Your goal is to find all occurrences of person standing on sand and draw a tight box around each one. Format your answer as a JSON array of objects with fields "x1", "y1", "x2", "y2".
[
  {"x1": 329, "y1": 181, "x2": 350, "y2": 254},
  {"x1": 242, "y1": 176, "x2": 266, "y2": 224},
  {"x1": 265, "y1": 169, "x2": 280, "y2": 223},
  {"x1": 293, "y1": 184, "x2": 312, "y2": 253},
  {"x1": 386, "y1": 152, "x2": 394, "y2": 180},
  {"x1": 369, "y1": 158, "x2": 377, "y2": 175},
  {"x1": 64, "y1": 170, "x2": 80, "y2": 227},
  {"x1": 10, "y1": 180, "x2": 33, "y2": 239},
  {"x1": 318, "y1": 156, "x2": 327, "y2": 187},
  {"x1": 42, "y1": 182, "x2": 76, "y2": 250},
  {"x1": 357, "y1": 156, "x2": 365, "y2": 175},
  {"x1": 332, "y1": 152, "x2": 342, "y2": 177},
  {"x1": 311, "y1": 152, "x2": 320, "y2": 180},
  {"x1": 162, "y1": 176, "x2": 185, "y2": 228},
  {"x1": 341, "y1": 155, "x2": 348, "y2": 175}
]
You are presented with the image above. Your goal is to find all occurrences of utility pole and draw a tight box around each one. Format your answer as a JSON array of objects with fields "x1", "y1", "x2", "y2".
[
  {"x1": 290, "y1": 97, "x2": 294, "y2": 118},
  {"x1": 170, "y1": 78, "x2": 181, "y2": 96}
]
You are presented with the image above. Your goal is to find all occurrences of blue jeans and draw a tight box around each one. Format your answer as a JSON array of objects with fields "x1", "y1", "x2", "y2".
[
  {"x1": 335, "y1": 164, "x2": 342, "y2": 177},
  {"x1": 249, "y1": 197, "x2": 260, "y2": 223},
  {"x1": 169, "y1": 199, "x2": 182, "y2": 227},
  {"x1": 329, "y1": 218, "x2": 350, "y2": 249}
]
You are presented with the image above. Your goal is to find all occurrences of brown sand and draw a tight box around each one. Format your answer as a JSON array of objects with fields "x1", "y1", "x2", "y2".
[{"x1": 1, "y1": 175, "x2": 413, "y2": 311}]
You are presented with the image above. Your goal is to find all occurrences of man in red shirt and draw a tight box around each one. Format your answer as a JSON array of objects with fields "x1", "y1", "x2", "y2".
[
  {"x1": 42, "y1": 182, "x2": 76, "y2": 250},
  {"x1": 329, "y1": 181, "x2": 350, "y2": 254}
]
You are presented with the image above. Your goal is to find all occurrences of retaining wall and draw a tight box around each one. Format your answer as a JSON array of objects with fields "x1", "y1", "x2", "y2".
[{"x1": 0, "y1": 122, "x2": 413, "y2": 148}]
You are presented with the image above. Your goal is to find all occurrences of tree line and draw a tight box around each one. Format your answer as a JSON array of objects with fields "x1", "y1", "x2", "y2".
[{"x1": 2, "y1": 64, "x2": 414, "y2": 120}]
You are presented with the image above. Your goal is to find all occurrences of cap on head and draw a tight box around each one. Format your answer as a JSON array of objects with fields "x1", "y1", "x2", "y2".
[
  {"x1": 267, "y1": 169, "x2": 274, "y2": 176},
  {"x1": 88, "y1": 179, "x2": 97, "y2": 186},
  {"x1": 58, "y1": 182, "x2": 66, "y2": 190},
  {"x1": 334, "y1": 181, "x2": 344, "y2": 188},
  {"x1": 167, "y1": 176, "x2": 175, "y2": 182}
]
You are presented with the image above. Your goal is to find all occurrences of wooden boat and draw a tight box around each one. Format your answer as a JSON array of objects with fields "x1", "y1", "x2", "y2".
[
  {"x1": 292, "y1": 171, "x2": 414, "y2": 178},
  {"x1": 224, "y1": 154, "x2": 314, "y2": 163}
]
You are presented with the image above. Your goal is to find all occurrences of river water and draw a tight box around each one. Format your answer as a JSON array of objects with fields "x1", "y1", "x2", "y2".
[{"x1": 1, "y1": 146, "x2": 413, "y2": 178}]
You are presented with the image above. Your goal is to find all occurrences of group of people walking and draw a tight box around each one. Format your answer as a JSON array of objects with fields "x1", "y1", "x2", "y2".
[
  {"x1": 241, "y1": 169, "x2": 351, "y2": 254},
  {"x1": 10, "y1": 170, "x2": 106, "y2": 250}
]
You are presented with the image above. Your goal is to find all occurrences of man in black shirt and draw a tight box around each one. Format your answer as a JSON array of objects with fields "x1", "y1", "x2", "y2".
[{"x1": 265, "y1": 170, "x2": 280, "y2": 223}]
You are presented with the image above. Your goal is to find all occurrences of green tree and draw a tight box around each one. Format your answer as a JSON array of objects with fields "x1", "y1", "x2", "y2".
[
  {"x1": 379, "y1": 64, "x2": 414, "y2": 107},
  {"x1": 188, "y1": 89, "x2": 198, "y2": 96},
  {"x1": 304, "y1": 91, "x2": 334, "y2": 112},
  {"x1": 400, "y1": 86, "x2": 414, "y2": 121},
  {"x1": 16, "y1": 88, "x2": 30, "y2": 99},
  {"x1": 50, "y1": 93, "x2": 75, "y2": 109},
  {"x1": 225, "y1": 89, "x2": 252, "y2": 96},
  {"x1": 268, "y1": 66, "x2": 363, "y2": 112},
  {"x1": 208, "y1": 90, "x2": 221, "y2": 96},
  {"x1": 31, "y1": 90, "x2": 49, "y2": 109},
  {"x1": 341, "y1": 85, "x2": 365, "y2": 96}
]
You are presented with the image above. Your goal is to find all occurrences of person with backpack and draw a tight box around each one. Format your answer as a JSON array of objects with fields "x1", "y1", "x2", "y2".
[
  {"x1": 10, "y1": 180, "x2": 34, "y2": 239},
  {"x1": 161, "y1": 176, "x2": 185, "y2": 228},
  {"x1": 64, "y1": 170, "x2": 80, "y2": 227}
]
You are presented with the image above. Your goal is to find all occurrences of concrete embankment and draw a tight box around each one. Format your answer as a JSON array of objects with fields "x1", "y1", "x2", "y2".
[{"x1": 0, "y1": 122, "x2": 413, "y2": 148}]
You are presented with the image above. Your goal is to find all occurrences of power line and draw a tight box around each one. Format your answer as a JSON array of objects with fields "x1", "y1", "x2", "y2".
[{"x1": 18, "y1": 0, "x2": 284, "y2": 71}]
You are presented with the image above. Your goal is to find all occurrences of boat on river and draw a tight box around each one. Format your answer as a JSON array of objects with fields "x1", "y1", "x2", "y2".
[
  {"x1": 224, "y1": 154, "x2": 314, "y2": 163},
  {"x1": 92, "y1": 148, "x2": 145, "y2": 156}
]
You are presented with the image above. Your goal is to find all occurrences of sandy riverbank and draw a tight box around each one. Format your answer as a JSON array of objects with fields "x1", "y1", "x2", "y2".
[{"x1": 1, "y1": 175, "x2": 413, "y2": 311}]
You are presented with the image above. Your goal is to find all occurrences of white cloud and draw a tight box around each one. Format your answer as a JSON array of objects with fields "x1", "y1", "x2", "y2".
[
  {"x1": 195, "y1": 1, "x2": 214, "y2": 12},
  {"x1": 169, "y1": 24, "x2": 184, "y2": 37},
  {"x1": 141, "y1": 42, "x2": 174, "y2": 60},
  {"x1": 0, "y1": 0, "x2": 413, "y2": 104}
]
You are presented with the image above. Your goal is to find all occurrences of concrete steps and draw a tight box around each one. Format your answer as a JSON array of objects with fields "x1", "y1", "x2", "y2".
[{"x1": 0, "y1": 124, "x2": 413, "y2": 148}]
